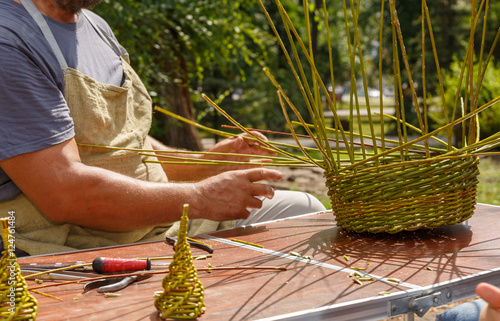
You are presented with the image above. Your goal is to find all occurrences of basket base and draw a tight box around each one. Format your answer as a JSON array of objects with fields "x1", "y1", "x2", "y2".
[{"x1": 325, "y1": 157, "x2": 480, "y2": 233}]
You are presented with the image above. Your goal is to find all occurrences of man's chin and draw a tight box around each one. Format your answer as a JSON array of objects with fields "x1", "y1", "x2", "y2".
[{"x1": 56, "y1": 0, "x2": 102, "y2": 15}]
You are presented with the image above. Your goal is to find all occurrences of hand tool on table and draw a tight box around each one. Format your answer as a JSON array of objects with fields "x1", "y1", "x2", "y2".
[
  {"x1": 92, "y1": 257, "x2": 170, "y2": 274},
  {"x1": 21, "y1": 257, "x2": 171, "y2": 275},
  {"x1": 83, "y1": 274, "x2": 152, "y2": 293},
  {"x1": 165, "y1": 236, "x2": 214, "y2": 254}
]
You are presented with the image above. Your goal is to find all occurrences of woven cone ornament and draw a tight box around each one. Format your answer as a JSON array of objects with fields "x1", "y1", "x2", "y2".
[
  {"x1": 0, "y1": 217, "x2": 38, "y2": 320},
  {"x1": 155, "y1": 204, "x2": 206, "y2": 319}
]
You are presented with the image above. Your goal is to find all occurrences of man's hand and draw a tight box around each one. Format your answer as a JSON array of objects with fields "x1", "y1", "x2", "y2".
[
  {"x1": 478, "y1": 282, "x2": 500, "y2": 321},
  {"x1": 192, "y1": 168, "x2": 282, "y2": 221},
  {"x1": 1, "y1": 138, "x2": 283, "y2": 232},
  {"x1": 196, "y1": 132, "x2": 276, "y2": 178},
  {"x1": 149, "y1": 133, "x2": 277, "y2": 181}
]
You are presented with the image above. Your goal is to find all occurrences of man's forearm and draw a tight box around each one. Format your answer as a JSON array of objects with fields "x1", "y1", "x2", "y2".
[
  {"x1": 52, "y1": 163, "x2": 201, "y2": 231},
  {"x1": 1, "y1": 138, "x2": 281, "y2": 232}
]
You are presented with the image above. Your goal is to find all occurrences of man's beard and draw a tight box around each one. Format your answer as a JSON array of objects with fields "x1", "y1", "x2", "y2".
[{"x1": 55, "y1": 0, "x2": 102, "y2": 14}]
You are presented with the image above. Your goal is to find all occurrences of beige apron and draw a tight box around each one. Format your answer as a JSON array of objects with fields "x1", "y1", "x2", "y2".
[{"x1": 1, "y1": 2, "x2": 233, "y2": 255}]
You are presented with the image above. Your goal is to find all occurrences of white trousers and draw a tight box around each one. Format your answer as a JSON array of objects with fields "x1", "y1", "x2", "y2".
[{"x1": 235, "y1": 190, "x2": 327, "y2": 227}]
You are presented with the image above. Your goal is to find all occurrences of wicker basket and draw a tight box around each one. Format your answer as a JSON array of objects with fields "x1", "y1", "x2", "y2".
[{"x1": 325, "y1": 156, "x2": 480, "y2": 234}]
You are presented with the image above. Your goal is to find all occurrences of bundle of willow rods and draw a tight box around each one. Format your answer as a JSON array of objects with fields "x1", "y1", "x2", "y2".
[
  {"x1": 188, "y1": 0, "x2": 498, "y2": 233},
  {"x1": 97, "y1": 0, "x2": 499, "y2": 234}
]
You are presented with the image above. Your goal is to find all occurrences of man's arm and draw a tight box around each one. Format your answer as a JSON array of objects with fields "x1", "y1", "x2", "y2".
[{"x1": 0, "y1": 138, "x2": 282, "y2": 232}]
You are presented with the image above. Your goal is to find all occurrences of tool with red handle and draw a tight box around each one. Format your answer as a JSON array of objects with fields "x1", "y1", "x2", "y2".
[{"x1": 92, "y1": 257, "x2": 153, "y2": 274}]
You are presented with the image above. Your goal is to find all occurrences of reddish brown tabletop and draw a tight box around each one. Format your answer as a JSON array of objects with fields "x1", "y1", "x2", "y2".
[{"x1": 19, "y1": 204, "x2": 500, "y2": 321}]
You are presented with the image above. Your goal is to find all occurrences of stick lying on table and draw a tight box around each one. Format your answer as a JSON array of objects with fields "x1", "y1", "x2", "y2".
[{"x1": 28, "y1": 265, "x2": 288, "y2": 291}]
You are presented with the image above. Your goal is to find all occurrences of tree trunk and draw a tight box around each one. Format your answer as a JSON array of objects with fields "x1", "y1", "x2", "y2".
[{"x1": 157, "y1": 56, "x2": 203, "y2": 151}]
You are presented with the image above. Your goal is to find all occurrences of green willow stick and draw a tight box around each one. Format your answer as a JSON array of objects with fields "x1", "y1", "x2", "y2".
[
  {"x1": 262, "y1": 0, "x2": 326, "y2": 157},
  {"x1": 474, "y1": 0, "x2": 487, "y2": 109},
  {"x1": 155, "y1": 105, "x2": 290, "y2": 157},
  {"x1": 321, "y1": 0, "x2": 341, "y2": 165},
  {"x1": 341, "y1": 0, "x2": 359, "y2": 163},
  {"x1": 421, "y1": 0, "x2": 430, "y2": 157},
  {"x1": 422, "y1": 0, "x2": 451, "y2": 150},
  {"x1": 79, "y1": 142, "x2": 305, "y2": 162},
  {"x1": 298, "y1": 121, "x2": 446, "y2": 155},
  {"x1": 141, "y1": 152, "x2": 312, "y2": 167},
  {"x1": 279, "y1": 8, "x2": 354, "y2": 166},
  {"x1": 201, "y1": 93, "x2": 316, "y2": 167},
  {"x1": 348, "y1": 0, "x2": 367, "y2": 160},
  {"x1": 378, "y1": 0, "x2": 386, "y2": 152},
  {"x1": 380, "y1": 114, "x2": 455, "y2": 151},
  {"x1": 262, "y1": 68, "x2": 335, "y2": 170},
  {"x1": 277, "y1": 91, "x2": 326, "y2": 169},
  {"x1": 28, "y1": 266, "x2": 288, "y2": 291},
  {"x1": 324, "y1": 127, "x2": 446, "y2": 155},
  {"x1": 302, "y1": 0, "x2": 323, "y2": 144},
  {"x1": 225, "y1": 123, "x2": 444, "y2": 154},
  {"x1": 145, "y1": 160, "x2": 317, "y2": 168},
  {"x1": 389, "y1": 1, "x2": 405, "y2": 161},
  {"x1": 275, "y1": 1, "x2": 335, "y2": 170},
  {"x1": 349, "y1": 0, "x2": 379, "y2": 159},
  {"x1": 476, "y1": 26, "x2": 500, "y2": 104},
  {"x1": 467, "y1": 0, "x2": 478, "y2": 146},
  {"x1": 389, "y1": 0, "x2": 426, "y2": 137},
  {"x1": 154, "y1": 106, "x2": 233, "y2": 140},
  {"x1": 391, "y1": 0, "x2": 431, "y2": 157},
  {"x1": 141, "y1": 151, "x2": 297, "y2": 162},
  {"x1": 456, "y1": 131, "x2": 500, "y2": 154},
  {"x1": 267, "y1": 0, "x2": 353, "y2": 166},
  {"x1": 341, "y1": 95, "x2": 500, "y2": 171}
]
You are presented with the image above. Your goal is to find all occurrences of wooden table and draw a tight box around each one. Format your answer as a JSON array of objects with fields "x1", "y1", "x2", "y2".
[{"x1": 20, "y1": 204, "x2": 500, "y2": 321}]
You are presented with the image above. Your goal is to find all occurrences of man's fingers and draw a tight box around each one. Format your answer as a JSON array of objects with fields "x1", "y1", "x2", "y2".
[
  {"x1": 245, "y1": 196, "x2": 265, "y2": 210},
  {"x1": 477, "y1": 283, "x2": 500, "y2": 309},
  {"x1": 250, "y1": 183, "x2": 275, "y2": 200},
  {"x1": 245, "y1": 168, "x2": 282, "y2": 183}
]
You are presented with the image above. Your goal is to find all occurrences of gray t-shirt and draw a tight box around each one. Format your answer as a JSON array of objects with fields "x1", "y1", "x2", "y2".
[{"x1": 0, "y1": 0, "x2": 126, "y2": 201}]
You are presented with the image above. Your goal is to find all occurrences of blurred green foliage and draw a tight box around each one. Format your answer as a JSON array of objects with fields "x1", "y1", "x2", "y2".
[
  {"x1": 431, "y1": 56, "x2": 500, "y2": 142},
  {"x1": 93, "y1": 0, "x2": 499, "y2": 146}
]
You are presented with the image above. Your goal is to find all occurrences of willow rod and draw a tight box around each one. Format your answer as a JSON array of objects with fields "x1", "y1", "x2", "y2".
[
  {"x1": 342, "y1": 95, "x2": 500, "y2": 171},
  {"x1": 422, "y1": 0, "x2": 450, "y2": 150},
  {"x1": 264, "y1": 0, "x2": 354, "y2": 166},
  {"x1": 202, "y1": 93, "x2": 319, "y2": 168},
  {"x1": 321, "y1": 0, "x2": 342, "y2": 165},
  {"x1": 348, "y1": 0, "x2": 379, "y2": 159},
  {"x1": 272, "y1": 2, "x2": 336, "y2": 170},
  {"x1": 28, "y1": 266, "x2": 288, "y2": 291}
]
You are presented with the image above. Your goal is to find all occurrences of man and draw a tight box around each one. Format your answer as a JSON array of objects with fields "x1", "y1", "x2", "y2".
[
  {"x1": 437, "y1": 282, "x2": 500, "y2": 321},
  {"x1": 0, "y1": 0, "x2": 325, "y2": 255}
]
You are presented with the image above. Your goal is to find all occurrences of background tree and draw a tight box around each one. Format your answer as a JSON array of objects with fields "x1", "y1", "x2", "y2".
[
  {"x1": 94, "y1": 0, "x2": 277, "y2": 150},
  {"x1": 93, "y1": 0, "x2": 498, "y2": 148}
]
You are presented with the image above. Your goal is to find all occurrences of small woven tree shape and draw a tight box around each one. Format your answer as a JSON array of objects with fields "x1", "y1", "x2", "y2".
[
  {"x1": 0, "y1": 217, "x2": 38, "y2": 320},
  {"x1": 155, "y1": 204, "x2": 206, "y2": 319}
]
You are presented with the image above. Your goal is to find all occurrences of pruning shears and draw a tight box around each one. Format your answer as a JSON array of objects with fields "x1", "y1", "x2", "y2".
[
  {"x1": 83, "y1": 274, "x2": 152, "y2": 293},
  {"x1": 165, "y1": 236, "x2": 214, "y2": 254}
]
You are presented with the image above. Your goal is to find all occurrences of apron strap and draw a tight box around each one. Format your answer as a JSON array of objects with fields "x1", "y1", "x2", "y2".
[{"x1": 19, "y1": 0, "x2": 68, "y2": 69}]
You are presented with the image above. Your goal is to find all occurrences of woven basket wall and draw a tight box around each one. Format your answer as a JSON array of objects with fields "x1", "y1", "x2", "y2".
[{"x1": 325, "y1": 156, "x2": 479, "y2": 234}]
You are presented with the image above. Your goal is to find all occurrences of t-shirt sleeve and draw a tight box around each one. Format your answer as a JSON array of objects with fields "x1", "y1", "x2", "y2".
[{"x1": 0, "y1": 43, "x2": 75, "y2": 161}]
